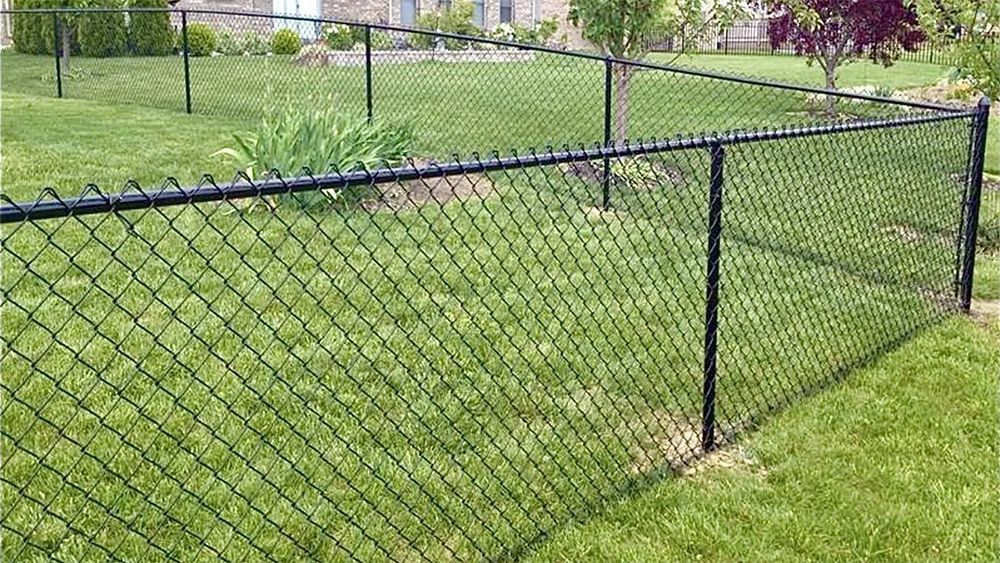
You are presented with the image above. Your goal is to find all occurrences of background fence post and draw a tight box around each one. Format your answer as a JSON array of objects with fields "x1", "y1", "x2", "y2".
[
  {"x1": 365, "y1": 25, "x2": 373, "y2": 124},
  {"x1": 702, "y1": 140, "x2": 725, "y2": 453},
  {"x1": 181, "y1": 11, "x2": 192, "y2": 114},
  {"x1": 959, "y1": 97, "x2": 991, "y2": 311},
  {"x1": 52, "y1": 12, "x2": 62, "y2": 98},
  {"x1": 602, "y1": 58, "x2": 612, "y2": 209}
]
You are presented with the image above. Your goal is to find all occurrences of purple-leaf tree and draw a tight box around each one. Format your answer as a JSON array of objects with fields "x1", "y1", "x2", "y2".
[{"x1": 767, "y1": 0, "x2": 926, "y2": 114}]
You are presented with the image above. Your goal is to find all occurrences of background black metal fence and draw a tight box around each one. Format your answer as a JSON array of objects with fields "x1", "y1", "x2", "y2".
[
  {"x1": 1, "y1": 8, "x2": 958, "y2": 164},
  {"x1": 652, "y1": 17, "x2": 979, "y2": 66},
  {"x1": 0, "y1": 8, "x2": 993, "y2": 563}
]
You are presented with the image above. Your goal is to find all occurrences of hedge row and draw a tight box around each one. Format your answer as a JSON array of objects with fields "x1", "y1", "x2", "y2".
[{"x1": 12, "y1": 0, "x2": 174, "y2": 57}]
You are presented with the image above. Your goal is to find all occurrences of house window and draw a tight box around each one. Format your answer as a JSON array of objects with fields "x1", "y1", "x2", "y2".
[
  {"x1": 499, "y1": 0, "x2": 512, "y2": 23},
  {"x1": 471, "y1": 0, "x2": 485, "y2": 26},
  {"x1": 401, "y1": 0, "x2": 418, "y2": 24},
  {"x1": 438, "y1": 0, "x2": 451, "y2": 9}
]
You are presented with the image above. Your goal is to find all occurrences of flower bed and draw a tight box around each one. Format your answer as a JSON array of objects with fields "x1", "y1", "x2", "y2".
[{"x1": 295, "y1": 47, "x2": 537, "y2": 67}]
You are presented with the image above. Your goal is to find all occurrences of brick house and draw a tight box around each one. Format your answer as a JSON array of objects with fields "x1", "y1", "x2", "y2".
[{"x1": 177, "y1": 0, "x2": 583, "y2": 45}]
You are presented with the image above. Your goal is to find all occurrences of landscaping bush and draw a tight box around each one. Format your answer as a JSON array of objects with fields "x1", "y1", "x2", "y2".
[
  {"x1": 11, "y1": 0, "x2": 52, "y2": 55},
  {"x1": 488, "y1": 18, "x2": 560, "y2": 45},
  {"x1": 11, "y1": 0, "x2": 82, "y2": 56},
  {"x1": 412, "y1": 0, "x2": 480, "y2": 50},
  {"x1": 216, "y1": 29, "x2": 242, "y2": 55},
  {"x1": 242, "y1": 30, "x2": 269, "y2": 55},
  {"x1": 212, "y1": 98, "x2": 413, "y2": 208},
  {"x1": 78, "y1": 5, "x2": 128, "y2": 57},
  {"x1": 321, "y1": 23, "x2": 354, "y2": 50},
  {"x1": 185, "y1": 23, "x2": 216, "y2": 56},
  {"x1": 371, "y1": 30, "x2": 395, "y2": 50},
  {"x1": 271, "y1": 28, "x2": 301, "y2": 55},
  {"x1": 128, "y1": 0, "x2": 174, "y2": 55}
]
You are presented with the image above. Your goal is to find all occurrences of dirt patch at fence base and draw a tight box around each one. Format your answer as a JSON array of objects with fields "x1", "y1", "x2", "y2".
[
  {"x1": 559, "y1": 158, "x2": 686, "y2": 193},
  {"x1": 361, "y1": 172, "x2": 494, "y2": 212},
  {"x1": 883, "y1": 224, "x2": 922, "y2": 244},
  {"x1": 970, "y1": 299, "x2": 1000, "y2": 326},
  {"x1": 625, "y1": 410, "x2": 769, "y2": 479},
  {"x1": 625, "y1": 410, "x2": 702, "y2": 475},
  {"x1": 680, "y1": 444, "x2": 767, "y2": 478},
  {"x1": 881, "y1": 222, "x2": 955, "y2": 247}
]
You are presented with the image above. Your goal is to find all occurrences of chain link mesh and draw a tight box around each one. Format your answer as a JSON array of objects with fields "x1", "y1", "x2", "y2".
[{"x1": 0, "y1": 7, "x2": 991, "y2": 562}]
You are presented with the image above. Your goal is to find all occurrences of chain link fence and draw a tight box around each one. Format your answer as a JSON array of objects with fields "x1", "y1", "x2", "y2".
[
  {"x1": 651, "y1": 17, "x2": 977, "y2": 66},
  {"x1": 0, "y1": 7, "x2": 994, "y2": 562},
  {"x1": 1, "y1": 9, "x2": 954, "y2": 162}
]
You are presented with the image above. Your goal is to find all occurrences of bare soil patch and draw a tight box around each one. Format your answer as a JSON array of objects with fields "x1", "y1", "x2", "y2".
[
  {"x1": 361, "y1": 167, "x2": 494, "y2": 212},
  {"x1": 970, "y1": 298, "x2": 1000, "y2": 327},
  {"x1": 559, "y1": 158, "x2": 686, "y2": 193},
  {"x1": 625, "y1": 410, "x2": 702, "y2": 475}
]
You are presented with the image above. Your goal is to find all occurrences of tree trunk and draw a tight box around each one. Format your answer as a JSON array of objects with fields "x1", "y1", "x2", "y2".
[
  {"x1": 823, "y1": 53, "x2": 838, "y2": 117},
  {"x1": 60, "y1": 25, "x2": 71, "y2": 72},
  {"x1": 612, "y1": 64, "x2": 633, "y2": 145}
]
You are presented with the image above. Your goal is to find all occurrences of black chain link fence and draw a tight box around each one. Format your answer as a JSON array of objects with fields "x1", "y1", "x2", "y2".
[
  {"x1": 0, "y1": 8, "x2": 993, "y2": 562},
  {"x1": 1, "y1": 9, "x2": 955, "y2": 162},
  {"x1": 650, "y1": 17, "x2": 978, "y2": 66}
]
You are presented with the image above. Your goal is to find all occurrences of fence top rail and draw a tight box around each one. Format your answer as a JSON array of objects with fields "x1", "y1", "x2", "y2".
[
  {"x1": 0, "y1": 7, "x2": 968, "y2": 115},
  {"x1": 0, "y1": 108, "x2": 977, "y2": 224}
]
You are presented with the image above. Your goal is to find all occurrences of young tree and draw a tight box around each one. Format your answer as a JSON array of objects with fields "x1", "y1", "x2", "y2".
[
  {"x1": 917, "y1": 0, "x2": 998, "y2": 99},
  {"x1": 767, "y1": 0, "x2": 926, "y2": 114},
  {"x1": 569, "y1": 0, "x2": 742, "y2": 143},
  {"x1": 50, "y1": 0, "x2": 91, "y2": 70}
]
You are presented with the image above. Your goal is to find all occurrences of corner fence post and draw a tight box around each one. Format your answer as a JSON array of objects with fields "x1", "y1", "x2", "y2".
[
  {"x1": 365, "y1": 25, "x2": 373, "y2": 124},
  {"x1": 181, "y1": 11, "x2": 192, "y2": 114},
  {"x1": 602, "y1": 58, "x2": 612, "y2": 209},
  {"x1": 702, "y1": 140, "x2": 725, "y2": 453},
  {"x1": 959, "y1": 97, "x2": 991, "y2": 311},
  {"x1": 53, "y1": 12, "x2": 62, "y2": 98}
]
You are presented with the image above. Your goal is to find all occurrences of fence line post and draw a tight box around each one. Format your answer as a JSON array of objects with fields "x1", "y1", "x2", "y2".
[
  {"x1": 958, "y1": 97, "x2": 991, "y2": 311},
  {"x1": 702, "y1": 140, "x2": 725, "y2": 453},
  {"x1": 602, "y1": 58, "x2": 612, "y2": 209},
  {"x1": 365, "y1": 24, "x2": 373, "y2": 124},
  {"x1": 181, "y1": 11, "x2": 192, "y2": 114},
  {"x1": 53, "y1": 12, "x2": 62, "y2": 98}
]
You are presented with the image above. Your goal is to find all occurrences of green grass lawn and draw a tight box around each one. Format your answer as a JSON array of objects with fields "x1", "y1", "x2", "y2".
[
  {"x1": 528, "y1": 316, "x2": 1000, "y2": 562},
  {"x1": 2, "y1": 50, "x2": 997, "y2": 562},
  {"x1": 1, "y1": 50, "x2": 931, "y2": 170}
]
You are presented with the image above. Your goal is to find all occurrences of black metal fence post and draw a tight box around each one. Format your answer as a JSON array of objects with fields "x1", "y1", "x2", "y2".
[
  {"x1": 602, "y1": 58, "x2": 612, "y2": 209},
  {"x1": 53, "y1": 13, "x2": 62, "y2": 98},
  {"x1": 365, "y1": 25, "x2": 373, "y2": 124},
  {"x1": 702, "y1": 140, "x2": 725, "y2": 453},
  {"x1": 181, "y1": 11, "x2": 192, "y2": 114},
  {"x1": 958, "y1": 96, "x2": 991, "y2": 311}
]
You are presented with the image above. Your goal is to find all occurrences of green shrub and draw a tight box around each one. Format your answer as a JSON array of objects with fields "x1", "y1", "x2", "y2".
[
  {"x1": 11, "y1": 0, "x2": 79, "y2": 56},
  {"x1": 271, "y1": 28, "x2": 301, "y2": 55},
  {"x1": 185, "y1": 22, "x2": 216, "y2": 56},
  {"x1": 216, "y1": 29, "x2": 242, "y2": 55},
  {"x1": 371, "y1": 30, "x2": 394, "y2": 50},
  {"x1": 242, "y1": 30, "x2": 269, "y2": 55},
  {"x1": 212, "y1": 97, "x2": 413, "y2": 209},
  {"x1": 321, "y1": 23, "x2": 354, "y2": 50},
  {"x1": 219, "y1": 29, "x2": 268, "y2": 55},
  {"x1": 488, "y1": 18, "x2": 560, "y2": 45},
  {"x1": 128, "y1": 0, "x2": 174, "y2": 55},
  {"x1": 11, "y1": 0, "x2": 52, "y2": 55},
  {"x1": 78, "y1": 6, "x2": 128, "y2": 57},
  {"x1": 412, "y1": 0, "x2": 480, "y2": 50}
]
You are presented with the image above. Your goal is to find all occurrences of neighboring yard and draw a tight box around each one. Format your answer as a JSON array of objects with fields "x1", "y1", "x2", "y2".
[
  {"x1": 1, "y1": 51, "x2": 942, "y2": 180},
  {"x1": 2, "y1": 49, "x2": 997, "y2": 561}
]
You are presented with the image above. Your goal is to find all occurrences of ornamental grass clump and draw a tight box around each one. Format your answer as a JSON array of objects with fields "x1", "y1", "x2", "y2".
[{"x1": 213, "y1": 98, "x2": 414, "y2": 209}]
